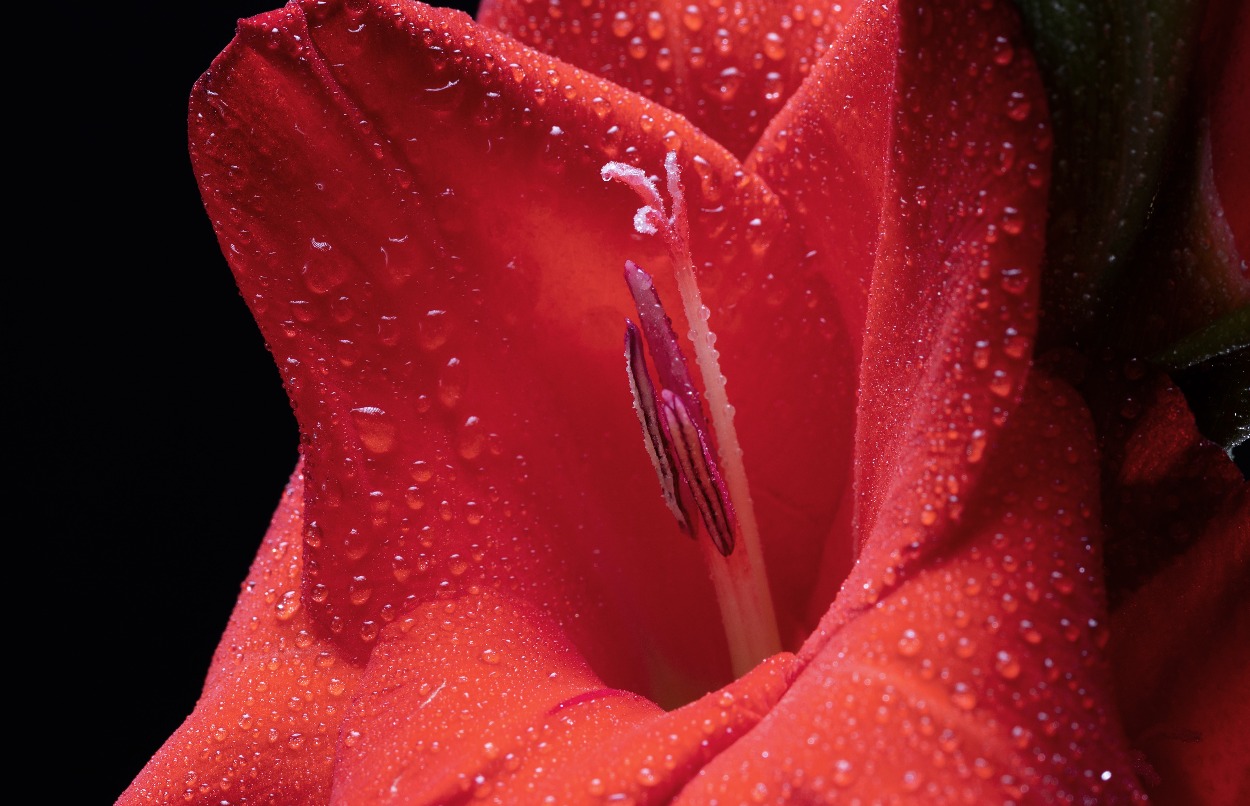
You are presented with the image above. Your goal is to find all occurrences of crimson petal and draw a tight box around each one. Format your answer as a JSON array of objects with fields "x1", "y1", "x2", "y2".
[
  {"x1": 331, "y1": 592, "x2": 798, "y2": 803},
  {"x1": 1077, "y1": 365, "x2": 1250, "y2": 802},
  {"x1": 123, "y1": 467, "x2": 363, "y2": 804},
  {"x1": 480, "y1": 0, "x2": 863, "y2": 158},
  {"x1": 746, "y1": 0, "x2": 1051, "y2": 618},
  {"x1": 679, "y1": 372, "x2": 1147, "y2": 802},
  {"x1": 186, "y1": 0, "x2": 846, "y2": 703}
]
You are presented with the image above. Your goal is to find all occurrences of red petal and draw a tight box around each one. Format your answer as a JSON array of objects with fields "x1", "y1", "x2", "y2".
[
  {"x1": 747, "y1": 0, "x2": 1051, "y2": 564},
  {"x1": 677, "y1": 373, "x2": 1147, "y2": 802},
  {"x1": 122, "y1": 467, "x2": 360, "y2": 804},
  {"x1": 1078, "y1": 364, "x2": 1247, "y2": 600},
  {"x1": 331, "y1": 590, "x2": 798, "y2": 803},
  {"x1": 479, "y1": 0, "x2": 862, "y2": 158},
  {"x1": 1110, "y1": 499, "x2": 1249, "y2": 804},
  {"x1": 188, "y1": 0, "x2": 849, "y2": 699},
  {"x1": 1077, "y1": 366, "x2": 1250, "y2": 802}
]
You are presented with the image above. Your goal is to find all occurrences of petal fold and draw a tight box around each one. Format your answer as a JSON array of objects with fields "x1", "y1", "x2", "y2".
[
  {"x1": 188, "y1": 0, "x2": 850, "y2": 701},
  {"x1": 480, "y1": 0, "x2": 862, "y2": 158},
  {"x1": 677, "y1": 372, "x2": 1148, "y2": 803},
  {"x1": 122, "y1": 467, "x2": 361, "y2": 805},
  {"x1": 749, "y1": 0, "x2": 1051, "y2": 578},
  {"x1": 332, "y1": 591, "x2": 798, "y2": 804}
]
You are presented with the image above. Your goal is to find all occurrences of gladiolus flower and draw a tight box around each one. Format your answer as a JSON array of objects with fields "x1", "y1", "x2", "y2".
[{"x1": 121, "y1": 0, "x2": 1247, "y2": 803}]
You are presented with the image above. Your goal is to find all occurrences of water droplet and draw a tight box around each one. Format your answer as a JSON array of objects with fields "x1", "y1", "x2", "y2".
[
  {"x1": 973, "y1": 339, "x2": 992, "y2": 369},
  {"x1": 480, "y1": 648, "x2": 501, "y2": 664},
  {"x1": 348, "y1": 576, "x2": 372, "y2": 606},
  {"x1": 999, "y1": 266, "x2": 1029, "y2": 295},
  {"x1": 763, "y1": 71, "x2": 785, "y2": 103},
  {"x1": 995, "y1": 650, "x2": 1021, "y2": 679},
  {"x1": 897, "y1": 629, "x2": 922, "y2": 657},
  {"x1": 275, "y1": 590, "x2": 300, "y2": 621},
  {"x1": 1001, "y1": 206, "x2": 1023, "y2": 235},
  {"x1": 302, "y1": 238, "x2": 345, "y2": 293},
  {"x1": 350, "y1": 406, "x2": 397, "y2": 454},
  {"x1": 1002, "y1": 328, "x2": 1029, "y2": 359},
  {"x1": 992, "y1": 35, "x2": 1015, "y2": 65},
  {"x1": 950, "y1": 682, "x2": 977, "y2": 710},
  {"x1": 645, "y1": 10, "x2": 665, "y2": 39},
  {"x1": 763, "y1": 32, "x2": 785, "y2": 60},
  {"x1": 458, "y1": 415, "x2": 486, "y2": 460},
  {"x1": 989, "y1": 369, "x2": 1014, "y2": 398},
  {"x1": 1004, "y1": 93, "x2": 1031, "y2": 123},
  {"x1": 438, "y1": 357, "x2": 463, "y2": 408},
  {"x1": 967, "y1": 429, "x2": 987, "y2": 463},
  {"x1": 832, "y1": 759, "x2": 855, "y2": 787},
  {"x1": 681, "y1": 4, "x2": 703, "y2": 31},
  {"x1": 611, "y1": 11, "x2": 632, "y2": 37},
  {"x1": 703, "y1": 67, "x2": 742, "y2": 101},
  {"x1": 418, "y1": 309, "x2": 449, "y2": 351}
]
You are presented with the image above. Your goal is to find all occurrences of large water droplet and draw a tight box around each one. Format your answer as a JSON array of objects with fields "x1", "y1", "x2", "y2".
[
  {"x1": 350, "y1": 406, "x2": 397, "y2": 454},
  {"x1": 897, "y1": 629, "x2": 922, "y2": 657},
  {"x1": 995, "y1": 650, "x2": 1021, "y2": 679},
  {"x1": 611, "y1": 11, "x2": 632, "y2": 37},
  {"x1": 418, "y1": 309, "x2": 449, "y2": 351},
  {"x1": 950, "y1": 682, "x2": 977, "y2": 710}
]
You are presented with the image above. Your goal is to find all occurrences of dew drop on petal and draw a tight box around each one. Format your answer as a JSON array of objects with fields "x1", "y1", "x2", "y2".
[
  {"x1": 275, "y1": 589, "x2": 300, "y2": 621},
  {"x1": 418, "y1": 309, "x2": 449, "y2": 351},
  {"x1": 995, "y1": 650, "x2": 1021, "y2": 679},
  {"x1": 950, "y1": 682, "x2": 977, "y2": 710},
  {"x1": 763, "y1": 31, "x2": 785, "y2": 60},
  {"x1": 681, "y1": 4, "x2": 703, "y2": 31},
  {"x1": 611, "y1": 10, "x2": 632, "y2": 38},
  {"x1": 897, "y1": 629, "x2": 922, "y2": 657},
  {"x1": 350, "y1": 406, "x2": 397, "y2": 454}
]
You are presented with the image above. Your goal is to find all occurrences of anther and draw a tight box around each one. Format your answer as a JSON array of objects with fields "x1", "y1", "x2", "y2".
[
  {"x1": 605, "y1": 152, "x2": 782, "y2": 675},
  {"x1": 660, "y1": 389, "x2": 736, "y2": 556},
  {"x1": 624, "y1": 321, "x2": 691, "y2": 534},
  {"x1": 623, "y1": 262, "x2": 737, "y2": 555}
]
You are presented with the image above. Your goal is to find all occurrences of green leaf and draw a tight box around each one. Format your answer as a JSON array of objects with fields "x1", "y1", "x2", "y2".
[{"x1": 1013, "y1": 0, "x2": 1206, "y2": 342}]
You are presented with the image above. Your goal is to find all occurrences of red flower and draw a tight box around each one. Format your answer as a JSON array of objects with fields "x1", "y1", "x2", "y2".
[{"x1": 122, "y1": 0, "x2": 1247, "y2": 803}]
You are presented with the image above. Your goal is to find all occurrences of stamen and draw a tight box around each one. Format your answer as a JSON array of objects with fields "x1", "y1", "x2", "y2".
[
  {"x1": 623, "y1": 262, "x2": 706, "y2": 436},
  {"x1": 606, "y1": 152, "x2": 782, "y2": 676},
  {"x1": 624, "y1": 322, "x2": 691, "y2": 534},
  {"x1": 660, "y1": 389, "x2": 735, "y2": 556},
  {"x1": 624, "y1": 262, "x2": 735, "y2": 554}
]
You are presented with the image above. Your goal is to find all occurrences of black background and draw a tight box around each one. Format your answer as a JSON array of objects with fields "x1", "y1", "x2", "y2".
[
  {"x1": 68, "y1": 2, "x2": 482, "y2": 802},
  {"x1": 63, "y1": 2, "x2": 1243, "y2": 802}
]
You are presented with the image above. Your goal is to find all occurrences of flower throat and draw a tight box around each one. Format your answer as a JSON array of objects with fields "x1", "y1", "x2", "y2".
[{"x1": 603, "y1": 152, "x2": 782, "y2": 677}]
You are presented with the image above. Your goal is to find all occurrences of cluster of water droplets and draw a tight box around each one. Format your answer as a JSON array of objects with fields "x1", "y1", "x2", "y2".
[{"x1": 485, "y1": 0, "x2": 859, "y2": 156}]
